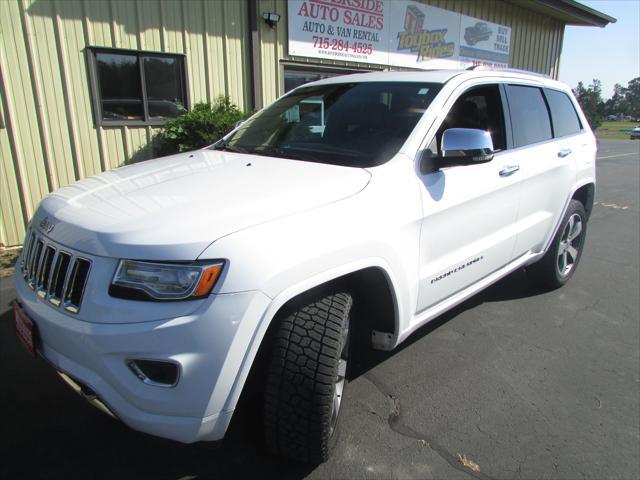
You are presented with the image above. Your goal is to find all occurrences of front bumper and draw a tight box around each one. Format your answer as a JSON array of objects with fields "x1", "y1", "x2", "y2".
[{"x1": 14, "y1": 275, "x2": 271, "y2": 443}]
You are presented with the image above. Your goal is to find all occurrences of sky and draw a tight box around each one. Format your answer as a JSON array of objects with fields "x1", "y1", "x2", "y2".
[{"x1": 558, "y1": 0, "x2": 640, "y2": 99}]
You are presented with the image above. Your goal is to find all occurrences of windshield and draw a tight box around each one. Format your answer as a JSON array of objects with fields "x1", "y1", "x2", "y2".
[{"x1": 213, "y1": 82, "x2": 442, "y2": 167}]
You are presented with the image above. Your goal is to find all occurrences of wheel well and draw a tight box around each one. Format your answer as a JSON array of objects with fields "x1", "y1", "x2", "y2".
[
  {"x1": 573, "y1": 183, "x2": 595, "y2": 219},
  {"x1": 237, "y1": 267, "x2": 397, "y2": 401},
  {"x1": 340, "y1": 267, "x2": 397, "y2": 337},
  {"x1": 266, "y1": 267, "x2": 397, "y2": 340}
]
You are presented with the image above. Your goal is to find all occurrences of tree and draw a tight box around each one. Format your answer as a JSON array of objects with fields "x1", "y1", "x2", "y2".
[
  {"x1": 625, "y1": 77, "x2": 640, "y2": 120},
  {"x1": 604, "y1": 83, "x2": 627, "y2": 117},
  {"x1": 573, "y1": 79, "x2": 604, "y2": 129}
]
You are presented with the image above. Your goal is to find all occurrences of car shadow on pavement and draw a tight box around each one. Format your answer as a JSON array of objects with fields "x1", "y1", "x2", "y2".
[
  {"x1": 348, "y1": 267, "x2": 548, "y2": 381},
  {"x1": 0, "y1": 267, "x2": 545, "y2": 480}
]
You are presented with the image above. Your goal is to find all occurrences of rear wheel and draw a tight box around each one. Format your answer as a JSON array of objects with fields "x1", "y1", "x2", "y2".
[
  {"x1": 264, "y1": 291, "x2": 352, "y2": 463},
  {"x1": 527, "y1": 199, "x2": 587, "y2": 289}
]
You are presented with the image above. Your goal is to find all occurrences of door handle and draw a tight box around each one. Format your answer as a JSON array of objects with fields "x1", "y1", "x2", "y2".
[
  {"x1": 499, "y1": 165, "x2": 520, "y2": 177},
  {"x1": 558, "y1": 148, "x2": 572, "y2": 158}
]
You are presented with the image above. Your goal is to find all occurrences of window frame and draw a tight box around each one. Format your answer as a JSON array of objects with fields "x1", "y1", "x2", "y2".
[
  {"x1": 503, "y1": 83, "x2": 554, "y2": 149},
  {"x1": 86, "y1": 46, "x2": 190, "y2": 127},
  {"x1": 433, "y1": 83, "x2": 512, "y2": 156},
  {"x1": 543, "y1": 88, "x2": 584, "y2": 139}
]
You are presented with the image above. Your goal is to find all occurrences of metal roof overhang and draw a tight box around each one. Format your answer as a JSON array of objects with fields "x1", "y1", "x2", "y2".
[{"x1": 512, "y1": 0, "x2": 617, "y2": 27}]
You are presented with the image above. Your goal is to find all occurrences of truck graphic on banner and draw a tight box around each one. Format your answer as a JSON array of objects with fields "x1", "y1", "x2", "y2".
[{"x1": 464, "y1": 22, "x2": 493, "y2": 46}]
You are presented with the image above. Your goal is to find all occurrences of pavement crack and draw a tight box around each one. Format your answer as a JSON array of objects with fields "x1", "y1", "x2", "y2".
[{"x1": 363, "y1": 372, "x2": 497, "y2": 480}]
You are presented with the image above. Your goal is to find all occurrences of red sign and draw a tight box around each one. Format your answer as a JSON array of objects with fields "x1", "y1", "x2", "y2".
[{"x1": 14, "y1": 302, "x2": 36, "y2": 357}]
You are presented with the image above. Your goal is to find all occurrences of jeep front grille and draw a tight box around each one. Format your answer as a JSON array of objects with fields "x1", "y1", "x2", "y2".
[{"x1": 21, "y1": 229, "x2": 91, "y2": 314}]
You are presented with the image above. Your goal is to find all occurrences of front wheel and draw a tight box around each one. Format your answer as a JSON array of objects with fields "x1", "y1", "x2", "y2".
[
  {"x1": 527, "y1": 199, "x2": 587, "y2": 289},
  {"x1": 263, "y1": 291, "x2": 352, "y2": 463}
]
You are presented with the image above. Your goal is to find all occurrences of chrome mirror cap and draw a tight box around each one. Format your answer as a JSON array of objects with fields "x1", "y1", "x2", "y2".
[{"x1": 442, "y1": 128, "x2": 494, "y2": 163}]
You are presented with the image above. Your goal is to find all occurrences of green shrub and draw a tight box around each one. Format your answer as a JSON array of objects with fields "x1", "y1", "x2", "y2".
[{"x1": 154, "y1": 97, "x2": 250, "y2": 157}]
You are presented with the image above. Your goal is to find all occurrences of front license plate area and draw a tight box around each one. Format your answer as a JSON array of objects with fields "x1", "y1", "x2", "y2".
[{"x1": 14, "y1": 302, "x2": 37, "y2": 357}]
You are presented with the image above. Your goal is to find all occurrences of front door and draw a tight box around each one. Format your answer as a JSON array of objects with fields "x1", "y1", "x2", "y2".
[{"x1": 415, "y1": 83, "x2": 521, "y2": 315}]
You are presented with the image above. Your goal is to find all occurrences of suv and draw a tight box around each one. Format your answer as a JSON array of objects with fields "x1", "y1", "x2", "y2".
[{"x1": 14, "y1": 69, "x2": 595, "y2": 463}]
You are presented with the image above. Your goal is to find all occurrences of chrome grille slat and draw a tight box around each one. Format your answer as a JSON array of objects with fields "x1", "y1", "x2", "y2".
[
  {"x1": 24, "y1": 232, "x2": 37, "y2": 277},
  {"x1": 49, "y1": 251, "x2": 71, "y2": 307},
  {"x1": 20, "y1": 229, "x2": 91, "y2": 314},
  {"x1": 36, "y1": 245, "x2": 56, "y2": 298},
  {"x1": 28, "y1": 240, "x2": 44, "y2": 289},
  {"x1": 63, "y1": 258, "x2": 91, "y2": 314},
  {"x1": 21, "y1": 231, "x2": 35, "y2": 273}
]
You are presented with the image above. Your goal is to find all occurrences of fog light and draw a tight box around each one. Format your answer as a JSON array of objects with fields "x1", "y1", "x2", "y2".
[{"x1": 127, "y1": 359, "x2": 179, "y2": 387}]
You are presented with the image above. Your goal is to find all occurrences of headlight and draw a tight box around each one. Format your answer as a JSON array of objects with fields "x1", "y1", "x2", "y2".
[{"x1": 110, "y1": 260, "x2": 224, "y2": 301}]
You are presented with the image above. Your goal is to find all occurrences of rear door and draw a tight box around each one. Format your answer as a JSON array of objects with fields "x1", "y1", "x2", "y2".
[{"x1": 504, "y1": 84, "x2": 578, "y2": 257}]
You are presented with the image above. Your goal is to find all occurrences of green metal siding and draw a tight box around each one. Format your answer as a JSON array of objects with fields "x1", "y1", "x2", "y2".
[
  {"x1": 0, "y1": 0, "x2": 564, "y2": 246},
  {"x1": 0, "y1": 0, "x2": 251, "y2": 246}
]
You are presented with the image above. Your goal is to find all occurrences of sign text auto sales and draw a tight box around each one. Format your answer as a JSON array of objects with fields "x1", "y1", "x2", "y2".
[
  {"x1": 297, "y1": 0, "x2": 384, "y2": 31},
  {"x1": 292, "y1": 0, "x2": 386, "y2": 61}
]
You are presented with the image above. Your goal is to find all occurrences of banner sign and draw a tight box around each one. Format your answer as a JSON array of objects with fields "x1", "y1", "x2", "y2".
[{"x1": 288, "y1": 0, "x2": 511, "y2": 69}]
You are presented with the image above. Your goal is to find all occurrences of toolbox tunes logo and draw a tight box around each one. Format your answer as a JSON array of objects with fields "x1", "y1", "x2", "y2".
[{"x1": 396, "y1": 5, "x2": 455, "y2": 62}]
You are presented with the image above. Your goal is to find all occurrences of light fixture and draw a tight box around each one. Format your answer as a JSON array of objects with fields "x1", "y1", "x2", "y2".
[{"x1": 263, "y1": 12, "x2": 280, "y2": 28}]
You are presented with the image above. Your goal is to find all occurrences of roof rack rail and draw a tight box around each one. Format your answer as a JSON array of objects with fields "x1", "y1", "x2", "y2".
[{"x1": 465, "y1": 65, "x2": 551, "y2": 79}]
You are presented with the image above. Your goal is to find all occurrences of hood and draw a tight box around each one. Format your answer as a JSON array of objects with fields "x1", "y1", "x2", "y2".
[{"x1": 34, "y1": 149, "x2": 371, "y2": 260}]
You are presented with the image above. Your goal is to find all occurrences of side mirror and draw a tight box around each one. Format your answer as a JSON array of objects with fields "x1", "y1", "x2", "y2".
[
  {"x1": 440, "y1": 128, "x2": 494, "y2": 167},
  {"x1": 234, "y1": 120, "x2": 245, "y2": 129}
]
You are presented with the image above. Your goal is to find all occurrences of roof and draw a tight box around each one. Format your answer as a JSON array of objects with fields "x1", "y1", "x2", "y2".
[
  {"x1": 309, "y1": 70, "x2": 466, "y2": 86},
  {"x1": 303, "y1": 68, "x2": 572, "y2": 91},
  {"x1": 519, "y1": 0, "x2": 616, "y2": 27}
]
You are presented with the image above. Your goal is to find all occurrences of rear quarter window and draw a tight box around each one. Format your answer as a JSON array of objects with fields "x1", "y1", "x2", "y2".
[
  {"x1": 544, "y1": 89, "x2": 583, "y2": 137},
  {"x1": 505, "y1": 84, "x2": 552, "y2": 148}
]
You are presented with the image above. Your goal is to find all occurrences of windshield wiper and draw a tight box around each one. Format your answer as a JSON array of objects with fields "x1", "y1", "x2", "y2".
[
  {"x1": 212, "y1": 142, "x2": 249, "y2": 154},
  {"x1": 254, "y1": 146, "x2": 319, "y2": 162}
]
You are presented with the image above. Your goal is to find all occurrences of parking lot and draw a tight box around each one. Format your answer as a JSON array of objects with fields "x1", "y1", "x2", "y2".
[{"x1": 1, "y1": 139, "x2": 638, "y2": 480}]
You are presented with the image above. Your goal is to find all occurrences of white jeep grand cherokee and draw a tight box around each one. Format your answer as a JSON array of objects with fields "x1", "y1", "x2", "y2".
[{"x1": 14, "y1": 69, "x2": 596, "y2": 463}]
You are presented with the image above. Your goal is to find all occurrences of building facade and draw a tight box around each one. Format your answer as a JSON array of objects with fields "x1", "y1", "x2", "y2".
[{"x1": 0, "y1": 0, "x2": 614, "y2": 246}]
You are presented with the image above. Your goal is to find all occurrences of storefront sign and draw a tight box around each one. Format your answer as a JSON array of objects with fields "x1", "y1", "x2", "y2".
[{"x1": 288, "y1": 0, "x2": 511, "y2": 69}]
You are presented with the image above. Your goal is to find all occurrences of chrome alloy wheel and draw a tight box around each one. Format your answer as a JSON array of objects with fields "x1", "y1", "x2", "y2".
[
  {"x1": 329, "y1": 315, "x2": 350, "y2": 438},
  {"x1": 557, "y1": 213, "x2": 583, "y2": 277}
]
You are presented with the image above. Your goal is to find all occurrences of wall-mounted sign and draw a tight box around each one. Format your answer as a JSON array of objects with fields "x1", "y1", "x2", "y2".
[{"x1": 288, "y1": 0, "x2": 511, "y2": 69}]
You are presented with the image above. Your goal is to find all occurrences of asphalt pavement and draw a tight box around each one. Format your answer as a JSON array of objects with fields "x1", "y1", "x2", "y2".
[{"x1": 1, "y1": 139, "x2": 638, "y2": 480}]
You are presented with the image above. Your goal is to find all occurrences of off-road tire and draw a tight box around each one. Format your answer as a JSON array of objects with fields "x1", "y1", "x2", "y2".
[
  {"x1": 527, "y1": 199, "x2": 587, "y2": 289},
  {"x1": 264, "y1": 291, "x2": 352, "y2": 464}
]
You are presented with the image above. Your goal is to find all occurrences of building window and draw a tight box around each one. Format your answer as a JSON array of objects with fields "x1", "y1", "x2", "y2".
[
  {"x1": 282, "y1": 64, "x2": 365, "y2": 93},
  {"x1": 87, "y1": 47, "x2": 189, "y2": 126},
  {"x1": 284, "y1": 68, "x2": 339, "y2": 93}
]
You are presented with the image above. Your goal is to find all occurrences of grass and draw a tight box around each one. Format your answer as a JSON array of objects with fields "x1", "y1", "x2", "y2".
[
  {"x1": 0, "y1": 248, "x2": 22, "y2": 278},
  {"x1": 596, "y1": 121, "x2": 639, "y2": 140}
]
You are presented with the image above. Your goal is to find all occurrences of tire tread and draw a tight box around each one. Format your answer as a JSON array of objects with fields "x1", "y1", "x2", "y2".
[{"x1": 264, "y1": 292, "x2": 352, "y2": 463}]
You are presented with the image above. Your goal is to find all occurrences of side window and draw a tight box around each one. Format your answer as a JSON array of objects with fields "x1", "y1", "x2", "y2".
[
  {"x1": 436, "y1": 84, "x2": 507, "y2": 153},
  {"x1": 505, "y1": 85, "x2": 552, "y2": 147},
  {"x1": 544, "y1": 89, "x2": 583, "y2": 138}
]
